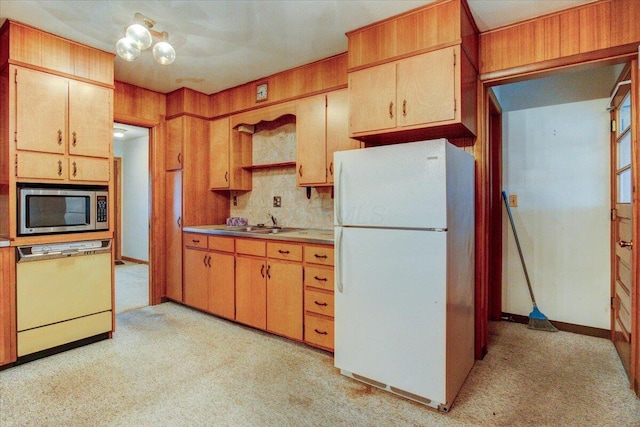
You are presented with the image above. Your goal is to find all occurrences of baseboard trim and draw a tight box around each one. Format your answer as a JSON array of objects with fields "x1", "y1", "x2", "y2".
[
  {"x1": 121, "y1": 256, "x2": 149, "y2": 265},
  {"x1": 502, "y1": 312, "x2": 610, "y2": 339}
]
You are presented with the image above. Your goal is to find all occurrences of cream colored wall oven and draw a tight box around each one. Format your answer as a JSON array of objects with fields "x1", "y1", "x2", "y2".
[{"x1": 16, "y1": 240, "x2": 112, "y2": 357}]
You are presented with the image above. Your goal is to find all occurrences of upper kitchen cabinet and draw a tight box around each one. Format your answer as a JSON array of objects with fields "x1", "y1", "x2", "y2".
[
  {"x1": 296, "y1": 89, "x2": 360, "y2": 186},
  {"x1": 209, "y1": 117, "x2": 252, "y2": 191},
  {"x1": 12, "y1": 66, "x2": 112, "y2": 184},
  {"x1": 346, "y1": 0, "x2": 478, "y2": 143}
]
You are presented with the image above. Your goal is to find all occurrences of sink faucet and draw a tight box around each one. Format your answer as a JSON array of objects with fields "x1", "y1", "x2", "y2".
[{"x1": 269, "y1": 214, "x2": 278, "y2": 228}]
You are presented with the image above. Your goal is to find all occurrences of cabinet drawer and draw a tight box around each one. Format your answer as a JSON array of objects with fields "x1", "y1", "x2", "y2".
[
  {"x1": 305, "y1": 289, "x2": 334, "y2": 317},
  {"x1": 304, "y1": 245, "x2": 334, "y2": 266},
  {"x1": 267, "y1": 242, "x2": 302, "y2": 261},
  {"x1": 305, "y1": 265, "x2": 334, "y2": 291},
  {"x1": 184, "y1": 233, "x2": 207, "y2": 249},
  {"x1": 236, "y1": 239, "x2": 266, "y2": 257},
  {"x1": 305, "y1": 314, "x2": 334, "y2": 350},
  {"x1": 209, "y1": 236, "x2": 234, "y2": 253}
]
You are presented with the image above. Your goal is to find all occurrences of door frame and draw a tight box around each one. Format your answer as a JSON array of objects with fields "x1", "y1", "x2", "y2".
[
  {"x1": 113, "y1": 157, "x2": 122, "y2": 262},
  {"x1": 478, "y1": 57, "x2": 640, "y2": 395}
]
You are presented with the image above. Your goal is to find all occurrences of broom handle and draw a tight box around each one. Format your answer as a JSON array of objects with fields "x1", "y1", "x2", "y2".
[{"x1": 502, "y1": 191, "x2": 537, "y2": 306}]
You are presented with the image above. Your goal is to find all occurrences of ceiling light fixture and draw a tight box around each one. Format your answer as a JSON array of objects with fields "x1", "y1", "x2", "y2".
[
  {"x1": 113, "y1": 128, "x2": 127, "y2": 138},
  {"x1": 116, "y1": 13, "x2": 176, "y2": 65}
]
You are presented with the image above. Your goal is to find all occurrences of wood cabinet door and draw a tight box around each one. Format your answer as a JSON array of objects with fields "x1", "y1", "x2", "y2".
[
  {"x1": 165, "y1": 171, "x2": 183, "y2": 302},
  {"x1": 326, "y1": 89, "x2": 360, "y2": 184},
  {"x1": 266, "y1": 260, "x2": 303, "y2": 340},
  {"x1": 348, "y1": 62, "x2": 396, "y2": 135},
  {"x1": 209, "y1": 117, "x2": 230, "y2": 189},
  {"x1": 397, "y1": 47, "x2": 456, "y2": 127},
  {"x1": 68, "y1": 157, "x2": 109, "y2": 183},
  {"x1": 235, "y1": 256, "x2": 266, "y2": 329},
  {"x1": 296, "y1": 94, "x2": 327, "y2": 186},
  {"x1": 165, "y1": 117, "x2": 183, "y2": 171},
  {"x1": 15, "y1": 151, "x2": 65, "y2": 180},
  {"x1": 209, "y1": 252, "x2": 235, "y2": 319},
  {"x1": 15, "y1": 67, "x2": 67, "y2": 154},
  {"x1": 68, "y1": 80, "x2": 112, "y2": 158},
  {"x1": 183, "y1": 247, "x2": 210, "y2": 312}
]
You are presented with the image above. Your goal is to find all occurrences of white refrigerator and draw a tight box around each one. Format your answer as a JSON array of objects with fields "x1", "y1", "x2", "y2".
[{"x1": 334, "y1": 139, "x2": 475, "y2": 412}]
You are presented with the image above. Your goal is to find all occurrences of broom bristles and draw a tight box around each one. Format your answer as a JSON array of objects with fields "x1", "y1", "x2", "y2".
[{"x1": 528, "y1": 305, "x2": 558, "y2": 332}]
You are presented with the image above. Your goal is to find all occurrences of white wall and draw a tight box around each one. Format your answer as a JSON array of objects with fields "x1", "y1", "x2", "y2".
[
  {"x1": 113, "y1": 135, "x2": 149, "y2": 262},
  {"x1": 502, "y1": 98, "x2": 611, "y2": 329}
]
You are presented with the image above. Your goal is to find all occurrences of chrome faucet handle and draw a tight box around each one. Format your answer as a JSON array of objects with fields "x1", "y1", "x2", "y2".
[{"x1": 269, "y1": 214, "x2": 278, "y2": 228}]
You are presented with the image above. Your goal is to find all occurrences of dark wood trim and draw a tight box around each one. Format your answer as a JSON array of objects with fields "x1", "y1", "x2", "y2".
[
  {"x1": 120, "y1": 256, "x2": 149, "y2": 265},
  {"x1": 502, "y1": 313, "x2": 610, "y2": 339}
]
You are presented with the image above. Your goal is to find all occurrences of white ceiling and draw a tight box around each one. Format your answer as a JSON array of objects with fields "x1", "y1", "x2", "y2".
[{"x1": 0, "y1": 0, "x2": 595, "y2": 95}]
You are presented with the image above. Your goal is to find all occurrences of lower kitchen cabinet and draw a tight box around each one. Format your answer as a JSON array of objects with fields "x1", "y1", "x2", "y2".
[
  {"x1": 0, "y1": 246, "x2": 16, "y2": 366},
  {"x1": 235, "y1": 255, "x2": 267, "y2": 329},
  {"x1": 182, "y1": 233, "x2": 331, "y2": 351},
  {"x1": 266, "y1": 260, "x2": 303, "y2": 340},
  {"x1": 183, "y1": 246, "x2": 209, "y2": 312}
]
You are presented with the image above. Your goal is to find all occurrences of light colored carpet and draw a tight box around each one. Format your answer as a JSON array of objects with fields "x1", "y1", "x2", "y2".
[
  {"x1": 1, "y1": 302, "x2": 639, "y2": 426},
  {"x1": 114, "y1": 263, "x2": 149, "y2": 313}
]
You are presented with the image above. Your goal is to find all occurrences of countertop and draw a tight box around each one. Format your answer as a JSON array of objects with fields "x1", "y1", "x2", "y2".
[
  {"x1": 183, "y1": 225, "x2": 334, "y2": 245},
  {"x1": 0, "y1": 239, "x2": 9, "y2": 248}
]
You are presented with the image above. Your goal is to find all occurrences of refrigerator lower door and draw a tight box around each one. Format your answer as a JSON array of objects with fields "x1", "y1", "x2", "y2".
[{"x1": 335, "y1": 226, "x2": 447, "y2": 405}]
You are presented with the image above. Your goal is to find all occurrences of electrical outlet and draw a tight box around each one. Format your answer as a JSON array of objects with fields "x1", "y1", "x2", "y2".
[
  {"x1": 273, "y1": 196, "x2": 281, "y2": 208},
  {"x1": 232, "y1": 195, "x2": 238, "y2": 206},
  {"x1": 509, "y1": 194, "x2": 518, "y2": 207}
]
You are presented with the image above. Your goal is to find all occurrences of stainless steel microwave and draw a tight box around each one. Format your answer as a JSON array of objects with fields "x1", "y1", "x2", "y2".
[{"x1": 18, "y1": 187, "x2": 109, "y2": 235}]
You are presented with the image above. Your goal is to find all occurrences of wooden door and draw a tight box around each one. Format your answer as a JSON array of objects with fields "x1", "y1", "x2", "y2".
[
  {"x1": 210, "y1": 117, "x2": 230, "y2": 189},
  {"x1": 610, "y1": 68, "x2": 635, "y2": 382},
  {"x1": 14, "y1": 66, "x2": 67, "y2": 154},
  {"x1": 209, "y1": 251, "x2": 235, "y2": 319},
  {"x1": 68, "y1": 80, "x2": 112, "y2": 158},
  {"x1": 235, "y1": 256, "x2": 266, "y2": 329},
  {"x1": 165, "y1": 170, "x2": 183, "y2": 302},
  {"x1": 348, "y1": 62, "x2": 397, "y2": 134},
  {"x1": 266, "y1": 260, "x2": 303, "y2": 340},
  {"x1": 296, "y1": 94, "x2": 327, "y2": 185},
  {"x1": 326, "y1": 89, "x2": 360, "y2": 184},
  {"x1": 183, "y1": 247, "x2": 210, "y2": 312},
  {"x1": 165, "y1": 117, "x2": 183, "y2": 171},
  {"x1": 397, "y1": 47, "x2": 456, "y2": 127}
]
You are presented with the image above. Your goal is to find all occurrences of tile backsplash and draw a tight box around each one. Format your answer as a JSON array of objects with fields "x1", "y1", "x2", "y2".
[{"x1": 230, "y1": 122, "x2": 334, "y2": 230}]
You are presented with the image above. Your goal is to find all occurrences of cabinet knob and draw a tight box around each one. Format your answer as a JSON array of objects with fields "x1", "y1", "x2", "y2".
[{"x1": 389, "y1": 101, "x2": 394, "y2": 119}]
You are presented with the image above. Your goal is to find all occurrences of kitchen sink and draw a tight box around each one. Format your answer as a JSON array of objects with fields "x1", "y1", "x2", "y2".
[{"x1": 242, "y1": 226, "x2": 300, "y2": 234}]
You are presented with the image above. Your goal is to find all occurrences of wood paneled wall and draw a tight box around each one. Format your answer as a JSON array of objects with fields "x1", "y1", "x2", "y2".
[
  {"x1": 114, "y1": 81, "x2": 166, "y2": 126},
  {"x1": 480, "y1": 0, "x2": 640, "y2": 81},
  {"x1": 166, "y1": 87, "x2": 211, "y2": 119}
]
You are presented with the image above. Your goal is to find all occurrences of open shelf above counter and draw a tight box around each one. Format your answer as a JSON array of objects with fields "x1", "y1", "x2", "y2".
[{"x1": 241, "y1": 162, "x2": 296, "y2": 171}]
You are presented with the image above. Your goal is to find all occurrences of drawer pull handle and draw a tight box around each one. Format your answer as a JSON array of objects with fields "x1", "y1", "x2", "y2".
[
  {"x1": 72, "y1": 131, "x2": 77, "y2": 147},
  {"x1": 72, "y1": 161, "x2": 77, "y2": 177},
  {"x1": 192, "y1": 239, "x2": 200, "y2": 244},
  {"x1": 57, "y1": 160, "x2": 63, "y2": 176},
  {"x1": 278, "y1": 249, "x2": 290, "y2": 254},
  {"x1": 260, "y1": 264, "x2": 265, "y2": 278},
  {"x1": 314, "y1": 329, "x2": 328, "y2": 335},
  {"x1": 314, "y1": 276, "x2": 328, "y2": 282},
  {"x1": 57, "y1": 129, "x2": 63, "y2": 145},
  {"x1": 314, "y1": 301, "x2": 328, "y2": 307},
  {"x1": 389, "y1": 101, "x2": 394, "y2": 119},
  {"x1": 314, "y1": 254, "x2": 328, "y2": 259}
]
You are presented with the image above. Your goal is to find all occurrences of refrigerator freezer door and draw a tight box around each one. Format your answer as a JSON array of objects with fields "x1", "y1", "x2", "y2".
[
  {"x1": 335, "y1": 139, "x2": 449, "y2": 229},
  {"x1": 334, "y1": 226, "x2": 447, "y2": 402}
]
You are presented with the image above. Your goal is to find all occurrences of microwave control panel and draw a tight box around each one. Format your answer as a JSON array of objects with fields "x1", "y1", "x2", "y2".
[{"x1": 97, "y1": 195, "x2": 108, "y2": 223}]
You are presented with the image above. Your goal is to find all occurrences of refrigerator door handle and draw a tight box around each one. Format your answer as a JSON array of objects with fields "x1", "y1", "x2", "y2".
[
  {"x1": 335, "y1": 161, "x2": 343, "y2": 226},
  {"x1": 336, "y1": 227, "x2": 343, "y2": 293}
]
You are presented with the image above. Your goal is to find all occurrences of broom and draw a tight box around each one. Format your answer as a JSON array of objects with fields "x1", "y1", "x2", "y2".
[{"x1": 502, "y1": 191, "x2": 558, "y2": 332}]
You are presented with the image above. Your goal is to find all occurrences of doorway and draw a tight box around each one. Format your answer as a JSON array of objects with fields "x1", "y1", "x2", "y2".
[{"x1": 113, "y1": 123, "x2": 150, "y2": 313}]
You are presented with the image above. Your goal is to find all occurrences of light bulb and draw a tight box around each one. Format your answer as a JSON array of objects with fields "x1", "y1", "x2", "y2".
[
  {"x1": 153, "y1": 41, "x2": 176, "y2": 65},
  {"x1": 126, "y1": 23, "x2": 152, "y2": 50},
  {"x1": 116, "y1": 37, "x2": 140, "y2": 61}
]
